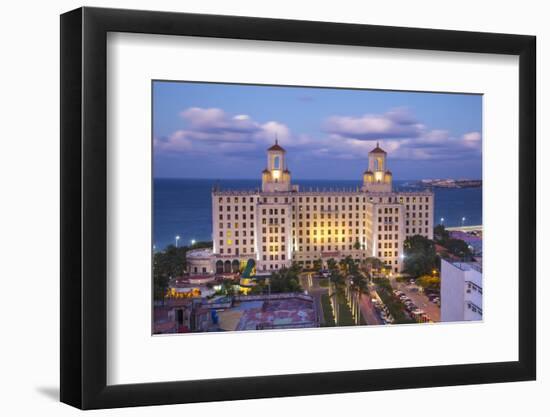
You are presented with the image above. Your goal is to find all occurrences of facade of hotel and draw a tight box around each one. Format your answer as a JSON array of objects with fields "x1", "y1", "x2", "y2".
[{"x1": 204, "y1": 140, "x2": 434, "y2": 275}]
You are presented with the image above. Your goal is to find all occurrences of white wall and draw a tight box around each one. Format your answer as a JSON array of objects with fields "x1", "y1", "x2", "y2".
[
  {"x1": 441, "y1": 259, "x2": 466, "y2": 322},
  {"x1": 0, "y1": 1, "x2": 546, "y2": 416}
]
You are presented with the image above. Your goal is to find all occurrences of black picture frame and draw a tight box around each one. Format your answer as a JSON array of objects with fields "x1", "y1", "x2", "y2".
[{"x1": 60, "y1": 6, "x2": 536, "y2": 410}]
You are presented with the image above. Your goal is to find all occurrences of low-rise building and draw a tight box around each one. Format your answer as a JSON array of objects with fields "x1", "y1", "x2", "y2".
[{"x1": 440, "y1": 258, "x2": 483, "y2": 322}]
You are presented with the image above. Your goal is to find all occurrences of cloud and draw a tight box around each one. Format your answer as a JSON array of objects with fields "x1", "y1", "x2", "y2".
[
  {"x1": 156, "y1": 107, "x2": 293, "y2": 158},
  {"x1": 324, "y1": 107, "x2": 425, "y2": 140},
  {"x1": 154, "y1": 132, "x2": 193, "y2": 152},
  {"x1": 179, "y1": 107, "x2": 262, "y2": 140},
  {"x1": 156, "y1": 106, "x2": 482, "y2": 168},
  {"x1": 318, "y1": 108, "x2": 482, "y2": 162},
  {"x1": 463, "y1": 131, "x2": 482, "y2": 142}
]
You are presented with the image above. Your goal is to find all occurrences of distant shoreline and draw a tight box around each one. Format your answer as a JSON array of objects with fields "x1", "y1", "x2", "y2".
[
  {"x1": 154, "y1": 177, "x2": 482, "y2": 185},
  {"x1": 417, "y1": 179, "x2": 482, "y2": 189}
]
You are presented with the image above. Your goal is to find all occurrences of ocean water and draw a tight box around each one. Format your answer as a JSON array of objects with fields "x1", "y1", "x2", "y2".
[{"x1": 153, "y1": 178, "x2": 482, "y2": 250}]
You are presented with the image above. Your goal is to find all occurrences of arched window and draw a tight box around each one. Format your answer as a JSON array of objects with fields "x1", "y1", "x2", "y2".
[
  {"x1": 273, "y1": 155, "x2": 280, "y2": 169},
  {"x1": 216, "y1": 260, "x2": 224, "y2": 274},
  {"x1": 376, "y1": 157, "x2": 383, "y2": 171}
]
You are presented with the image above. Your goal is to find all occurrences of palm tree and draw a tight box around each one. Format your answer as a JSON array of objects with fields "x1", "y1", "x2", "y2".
[
  {"x1": 313, "y1": 258, "x2": 323, "y2": 272},
  {"x1": 364, "y1": 256, "x2": 384, "y2": 279},
  {"x1": 348, "y1": 273, "x2": 368, "y2": 324},
  {"x1": 327, "y1": 269, "x2": 345, "y2": 324}
]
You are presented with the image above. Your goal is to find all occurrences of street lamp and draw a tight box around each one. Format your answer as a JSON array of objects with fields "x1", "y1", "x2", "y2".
[
  {"x1": 191, "y1": 239, "x2": 196, "y2": 246},
  {"x1": 461, "y1": 217, "x2": 466, "y2": 227},
  {"x1": 440, "y1": 217, "x2": 445, "y2": 225},
  {"x1": 175, "y1": 235, "x2": 180, "y2": 247}
]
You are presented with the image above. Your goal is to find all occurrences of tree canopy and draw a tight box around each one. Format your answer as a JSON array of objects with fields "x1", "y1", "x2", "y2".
[
  {"x1": 153, "y1": 245, "x2": 187, "y2": 300},
  {"x1": 417, "y1": 274, "x2": 441, "y2": 291},
  {"x1": 433, "y1": 225, "x2": 473, "y2": 260},
  {"x1": 268, "y1": 266, "x2": 303, "y2": 293},
  {"x1": 403, "y1": 235, "x2": 437, "y2": 277}
]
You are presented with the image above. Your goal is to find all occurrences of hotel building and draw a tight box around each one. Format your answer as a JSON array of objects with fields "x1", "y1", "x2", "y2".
[{"x1": 209, "y1": 140, "x2": 434, "y2": 274}]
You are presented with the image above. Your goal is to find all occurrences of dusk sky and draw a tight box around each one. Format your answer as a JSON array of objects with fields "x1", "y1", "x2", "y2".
[{"x1": 153, "y1": 81, "x2": 482, "y2": 180}]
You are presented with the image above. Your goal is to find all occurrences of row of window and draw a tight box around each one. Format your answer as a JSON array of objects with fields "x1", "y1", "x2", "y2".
[
  {"x1": 261, "y1": 227, "x2": 285, "y2": 235},
  {"x1": 262, "y1": 217, "x2": 286, "y2": 225},
  {"x1": 466, "y1": 302, "x2": 483, "y2": 315},
  {"x1": 405, "y1": 212, "x2": 429, "y2": 219},
  {"x1": 378, "y1": 224, "x2": 399, "y2": 232},
  {"x1": 378, "y1": 251, "x2": 400, "y2": 259},
  {"x1": 261, "y1": 235, "x2": 286, "y2": 243},
  {"x1": 295, "y1": 220, "x2": 363, "y2": 228},
  {"x1": 294, "y1": 236, "x2": 365, "y2": 244},
  {"x1": 466, "y1": 282, "x2": 483, "y2": 295},
  {"x1": 297, "y1": 205, "x2": 363, "y2": 212},
  {"x1": 295, "y1": 212, "x2": 363, "y2": 220},
  {"x1": 216, "y1": 194, "x2": 431, "y2": 205},
  {"x1": 218, "y1": 230, "x2": 253, "y2": 237},
  {"x1": 218, "y1": 222, "x2": 254, "y2": 229},
  {"x1": 378, "y1": 234, "x2": 399, "y2": 241},
  {"x1": 262, "y1": 245, "x2": 286, "y2": 253},
  {"x1": 262, "y1": 254, "x2": 287, "y2": 261},
  {"x1": 219, "y1": 239, "x2": 255, "y2": 247},
  {"x1": 406, "y1": 220, "x2": 430, "y2": 226},
  {"x1": 217, "y1": 225, "x2": 428, "y2": 240},
  {"x1": 262, "y1": 208, "x2": 286, "y2": 215},
  {"x1": 217, "y1": 203, "x2": 429, "y2": 218},
  {"x1": 218, "y1": 248, "x2": 254, "y2": 255},
  {"x1": 379, "y1": 216, "x2": 399, "y2": 223},
  {"x1": 262, "y1": 264, "x2": 283, "y2": 271},
  {"x1": 406, "y1": 228, "x2": 430, "y2": 235},
  {"x1": 219, "y1": 214, "x2": 254, "y2": 220},
  {"x1": 379, "y1": 242, "x2": 399, "y2": 249},
  {"x1": 218, "y1": 196, "x2": 256, "y2": 204},
  {"x1": 295, "y1": 245, "x2": 361, "y2": 252},
  {"x1": 218, "y1": 205, "x2": 255, "y2": 212},
  {"x1": 405, "y1": 204, "x2": 430, "y2": 211},
  {"x1": 293, "y1": 229, "x2": 365, "y2": 237}
]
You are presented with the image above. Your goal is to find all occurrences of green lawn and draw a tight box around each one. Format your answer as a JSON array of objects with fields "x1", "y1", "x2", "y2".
[
  {"x1": 336, "y1": 296, "x2": 356, "y2": 326},
  {"x1": 321, "y1": 293, "x2": 360, "y2": 327}
]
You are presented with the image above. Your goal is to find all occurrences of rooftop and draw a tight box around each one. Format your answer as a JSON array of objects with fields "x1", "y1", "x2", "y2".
[
  {"x1": 217, "y1": 294, "x2": 317, "y2": 331},
  {"x1": 186, "y1": 248, "x2": 213, "y2": 259},
  {"x1": 369, "y1": 142, "x2": 387, "y2": 154},
  {"x1": 267, "y1": 139, "x2": 285, "y2": 152},
  {"x1": 451, "y1": 261, "x2": 483, "y2": 274}
]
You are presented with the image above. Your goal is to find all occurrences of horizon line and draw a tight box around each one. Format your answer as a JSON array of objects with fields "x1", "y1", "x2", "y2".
[{"x1": 153, "y1": 176, "x2": 482, "y2": 181}]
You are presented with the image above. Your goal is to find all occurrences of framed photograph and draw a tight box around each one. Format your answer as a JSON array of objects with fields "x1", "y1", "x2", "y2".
[{"x1": 60, "y1": 6, "x2": 536, "y2": 409}]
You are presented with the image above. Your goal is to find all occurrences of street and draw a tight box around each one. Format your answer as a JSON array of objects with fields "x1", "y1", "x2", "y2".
[
  {"x1": 299, "y1": 272, "x2": 328, "y2": 326},
  {"x1": 358, "y1": 291, "x2": 383, "y2": 325},
  {"x1": 300, "y1": 272, "x2": 385, "y2": 326}
]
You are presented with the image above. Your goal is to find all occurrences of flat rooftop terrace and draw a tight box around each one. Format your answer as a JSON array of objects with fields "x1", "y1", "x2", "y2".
[{"x1": 218, "y1": 296, "x2": 317, "y2": 331}]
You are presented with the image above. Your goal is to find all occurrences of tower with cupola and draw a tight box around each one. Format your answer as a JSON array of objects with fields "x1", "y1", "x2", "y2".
[
  {"x1": 261, "y1": 139, "x2": 292, "y2": 192},
  {"x1": 362, "y1": 142, "x2": 393, "y2": 192}
]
